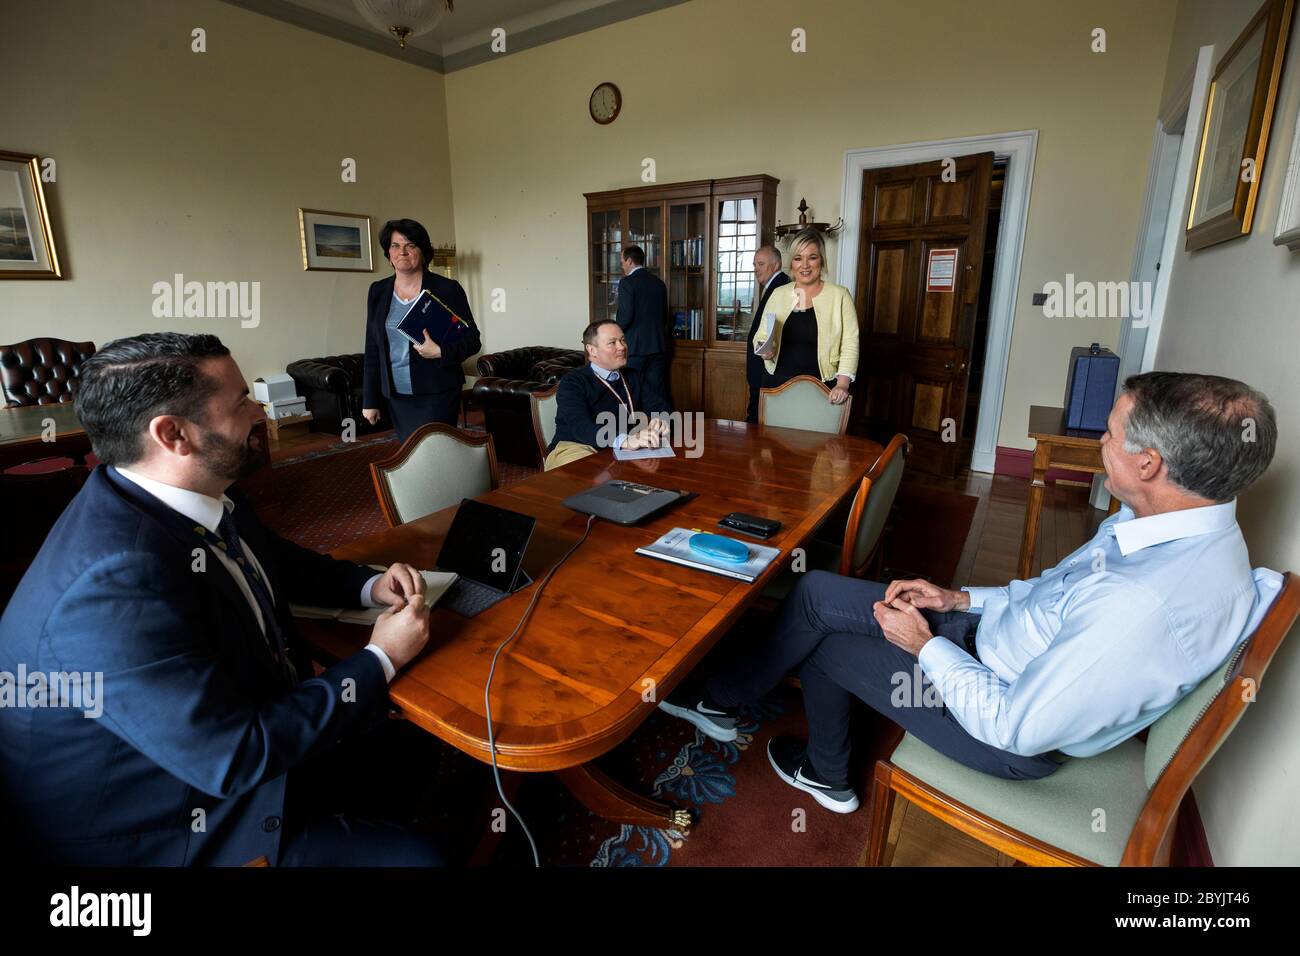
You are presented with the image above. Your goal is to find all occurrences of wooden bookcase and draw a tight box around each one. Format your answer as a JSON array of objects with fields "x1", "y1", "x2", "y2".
[{"x1": 584, "y1": 174, "x2": 778, "y2": 419}]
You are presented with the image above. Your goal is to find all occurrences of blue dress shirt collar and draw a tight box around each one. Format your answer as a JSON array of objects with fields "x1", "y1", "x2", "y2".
[{"x1": 1110, "y1": 499, "x2": 1238, "y2": 557}]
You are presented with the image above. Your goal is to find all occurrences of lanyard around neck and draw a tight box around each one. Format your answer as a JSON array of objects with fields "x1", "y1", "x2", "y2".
[{"x1": 593, "y1": 367, "x2": 635, "y2": 415}]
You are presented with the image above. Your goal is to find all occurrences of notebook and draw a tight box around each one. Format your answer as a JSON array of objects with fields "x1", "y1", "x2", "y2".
[
  {"x1": 290, "y1": 569, "x2": 459, "y2": 624},
  {"x1": 395, "y1": 289, "x2": 469, "y2": 347},
  {"x1": 635, "y1": 527, "x2": 781, "y2": 583}
]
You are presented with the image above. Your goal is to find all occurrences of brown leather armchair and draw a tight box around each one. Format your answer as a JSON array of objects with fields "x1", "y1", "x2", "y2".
[
  {"x1": 472, "y1": 347, "x2": 584, "y2": 467},
  {"x1": 286, "y1": 353, "x2": 387, "y2": 436},
  {"x1": 0, "y1": 337, "x2": 96, "y2": 407}
]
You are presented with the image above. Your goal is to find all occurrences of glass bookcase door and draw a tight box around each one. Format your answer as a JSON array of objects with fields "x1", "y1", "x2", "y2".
[
  {"x1": 714, "y1": 197, "x2": 758, "y2": 343},
  {"x1": 626, "y1": 205, "x2": 663, "y2": 277},
  {"x1": 668, "y1": 201, "x2": 707, "y2": 343},
  {"x1": 590, "y1": 209, "x2": 623, "y2": 322}
]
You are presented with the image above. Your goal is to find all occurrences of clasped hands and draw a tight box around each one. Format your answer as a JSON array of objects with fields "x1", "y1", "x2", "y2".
[
  {"x1": 369, "y1": 562, "x2": 431, "y2": 671},
  {"x1": 872, "y1": 578, "x2": 970, "y2": 657},
  {"x1": 622, "y1": 416, "x2": 669, "y2": 451}
]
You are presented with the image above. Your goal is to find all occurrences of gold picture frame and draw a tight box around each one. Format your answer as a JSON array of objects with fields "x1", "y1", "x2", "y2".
[
  {"x1": 297, "y1": 208, "x2": 374, "y2": 272},
  {"x1": 0, "y1": 150, "x2": 62, "y2": 279},
  {"x1": 1186, "y1": 0, "x2": 1296, "y2": 251}
]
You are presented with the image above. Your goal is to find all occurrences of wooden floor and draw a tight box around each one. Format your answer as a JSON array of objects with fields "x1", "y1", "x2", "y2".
[{"x1": 879, "y1": 469, "x2": 1107, "y2": 866}]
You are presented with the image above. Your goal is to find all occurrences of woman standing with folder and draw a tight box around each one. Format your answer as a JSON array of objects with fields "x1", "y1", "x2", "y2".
[
  {"x1": 751, "y1": 227, "x2": 858, "y2": 407},
  {"x1": 362, "y1": 218, "x2": 482, "y2": 444}
]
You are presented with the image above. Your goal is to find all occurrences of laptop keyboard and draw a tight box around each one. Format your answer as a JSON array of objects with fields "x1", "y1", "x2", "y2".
[{"x1": 441, "y1": 576, "x2": 509, "y2": 618}]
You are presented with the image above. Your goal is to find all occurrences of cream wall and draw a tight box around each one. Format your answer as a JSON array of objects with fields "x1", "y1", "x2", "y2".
[
  {"x1": 1152, "y1": 0, "x2": 1300, "y2": 866},
  {"x1": 0, "y1": 0, "x2": 455, "y2": 386},
  {"x1": 444, "y1": 0, "x2": 1177, "y2": 451}
]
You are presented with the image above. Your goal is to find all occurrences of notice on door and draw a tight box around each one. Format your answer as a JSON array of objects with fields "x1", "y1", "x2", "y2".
[{"x1": 926, "y1": 248, "x2": 958, "y2": 292}]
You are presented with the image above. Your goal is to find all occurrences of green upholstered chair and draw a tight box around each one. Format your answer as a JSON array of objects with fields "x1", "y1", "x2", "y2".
[
  {"x1": 866, "y1": 569, "x2": 1298, "y2": 866},
  {"x1": 763, "y1": 434, "x2": 909, "y2": 600},
  {"x1": 758, "y1": 375, "x2": 851, "y2": 435},
  {"x1": 529, "y1": 385, "x2": 559, "y2": 465},
  {"x1": 369, "y1": 422, "x2": 499, "y2": 527}
]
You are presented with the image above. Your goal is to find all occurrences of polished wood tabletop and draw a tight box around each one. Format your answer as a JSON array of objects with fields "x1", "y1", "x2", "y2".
[
  {"x1": 301, "y1": 420, "x2": 883, "y2": 774},
  {"x1": 0, "y1": 401, "x2": 84, "y2": 445}
]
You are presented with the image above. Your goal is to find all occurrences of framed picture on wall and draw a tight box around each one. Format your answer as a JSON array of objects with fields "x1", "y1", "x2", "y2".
[
  {"x1": 0, "y1": 150, "x2": 62, "y2": 279},
  {"x1": 1186, "y1": 0, "x2": 1296, "y2": 251},
  {"x1": 298, "y1": 208, "x2": 373, "y2": 272}
]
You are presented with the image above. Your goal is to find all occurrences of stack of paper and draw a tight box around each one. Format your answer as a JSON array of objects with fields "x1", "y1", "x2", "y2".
[{"x1": 635, "y1": 528, "x2": 781, "y2": 583}]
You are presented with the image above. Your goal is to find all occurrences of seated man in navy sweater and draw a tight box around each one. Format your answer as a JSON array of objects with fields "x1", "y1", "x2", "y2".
[
  {"x1": 544, "y1": 319, "x2": 672, "y2": 471},
  {"x1": 0, "y1": 332, "x2": 441, "y2": 865}
]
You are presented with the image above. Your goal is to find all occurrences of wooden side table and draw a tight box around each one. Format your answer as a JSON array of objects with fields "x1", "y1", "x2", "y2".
[{"x1": 1017, "y1": 405, "x2": 1121, "y2": 580}]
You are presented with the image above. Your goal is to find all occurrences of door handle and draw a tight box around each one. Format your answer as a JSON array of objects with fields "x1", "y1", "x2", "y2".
[{"x1": 944, "y1": 361, "x2": 968, "y2": 372}]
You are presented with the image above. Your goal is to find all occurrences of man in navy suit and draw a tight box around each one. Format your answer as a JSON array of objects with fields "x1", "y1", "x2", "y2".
[
  {"x1": 0, "y1": 332, "x2": 440, "y2": 866},
  {"x1": 544, "y1": 320, "x2": 671, "y2": 470},
  {"x1": 615, "y1": 245, "x2": 672, "y2": 410},
  {"x1": 746, "y1": 245, "x2": 791, "y2": 423}
]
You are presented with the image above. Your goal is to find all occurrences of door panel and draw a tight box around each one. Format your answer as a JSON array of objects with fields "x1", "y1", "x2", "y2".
[
  {"x1": 703, "y1": 349, "x2": 747, "y2": 421},
  {"x1": 671, "y1": 349, "x2": 703, "y2": 414},
  {"x1": 853, "y1": 151, "x2": 994, "y2": 476}
]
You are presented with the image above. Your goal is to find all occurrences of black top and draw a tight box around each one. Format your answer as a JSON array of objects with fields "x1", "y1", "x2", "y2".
[{"x1": 769, "y1": 308, "x2": 820, "y2": 385}]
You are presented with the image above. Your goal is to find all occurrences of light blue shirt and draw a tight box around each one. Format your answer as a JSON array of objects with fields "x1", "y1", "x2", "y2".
[
  {"x1": 385, "y1": 292, "x2": 417, "y2": 395},
  {"x1": 919, "y1": 500, "x2": 1265, "y2": 758}
]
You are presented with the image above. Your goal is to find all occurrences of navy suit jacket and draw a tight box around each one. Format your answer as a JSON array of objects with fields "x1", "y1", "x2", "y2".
[
  {"x1": 0, "y1": 466, "x2": 391, "y2": 865},
  {"x1": 615, "y1": 267, "x2": 669, "y2": 357},
  {"x1": 549, "y1": 364, "x2": 670, "y2": 450},
  {"x1": 363, "y1": 270, "x2": 483, "y2": 408},
  {"x1": 746, "y1": 271, "x2": 792, "y2": 391}
]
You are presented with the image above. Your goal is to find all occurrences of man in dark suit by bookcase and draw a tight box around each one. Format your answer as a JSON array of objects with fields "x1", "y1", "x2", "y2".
[
  {"x1": 746, "y1": 244, "x2": 791, "y2": 423},
  {"x1": 0, "y1": 332, "x2": 442, "y2": 866},
  {"x1": 615, "y1": 244, "x2": 672, "y2": 410}
]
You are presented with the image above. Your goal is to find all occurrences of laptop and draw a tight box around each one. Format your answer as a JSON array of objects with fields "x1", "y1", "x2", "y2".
[
  {"x1": 435, "y1": 499, "x2": 536, "y2": 617},
  {"x1": 562, "y1": 480, "x2": 684, "y2": 526}
]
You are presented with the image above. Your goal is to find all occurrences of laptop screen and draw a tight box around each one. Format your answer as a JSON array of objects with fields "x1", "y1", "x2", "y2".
[{"x1": 436, "y1": 498, "x2": 536, "y2": 593}]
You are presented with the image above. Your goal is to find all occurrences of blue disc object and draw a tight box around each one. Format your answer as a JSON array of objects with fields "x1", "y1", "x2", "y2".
[{"x1": 688, "y1": 533, "x2": 750, "y2": 564}]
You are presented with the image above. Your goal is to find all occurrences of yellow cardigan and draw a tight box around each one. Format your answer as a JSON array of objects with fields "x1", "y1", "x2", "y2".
[{"x1": 751, "y1": 280, "x2": 860, "y2": 382}]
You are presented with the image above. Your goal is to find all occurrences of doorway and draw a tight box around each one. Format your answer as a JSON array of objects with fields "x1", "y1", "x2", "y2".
[{"x1": 837, "y1": 130, "x2": 1038, "y2": 476}]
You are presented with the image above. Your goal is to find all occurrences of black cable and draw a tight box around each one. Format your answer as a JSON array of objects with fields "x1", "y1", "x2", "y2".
[{"x1": 483, "y1": 512, "x2": 599, "y2": 867}]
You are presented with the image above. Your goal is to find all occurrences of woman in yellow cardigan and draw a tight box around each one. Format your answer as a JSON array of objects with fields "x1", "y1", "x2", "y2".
[{"x1": 751, "y1": 227, "x2": 858, "y2": 406}]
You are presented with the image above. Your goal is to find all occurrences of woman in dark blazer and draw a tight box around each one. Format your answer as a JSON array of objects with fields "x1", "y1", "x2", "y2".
[{"x1": 362, "y1": 218, "x2": 481, "y2": 444}]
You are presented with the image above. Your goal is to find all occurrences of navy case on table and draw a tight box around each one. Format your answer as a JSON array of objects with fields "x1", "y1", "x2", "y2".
[{"x1": 1063, "y1": 343, "x2": 1119, "y2": 431}]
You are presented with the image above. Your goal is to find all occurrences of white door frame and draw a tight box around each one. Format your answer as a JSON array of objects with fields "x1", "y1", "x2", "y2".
[
  {"x1": 837, "y1": 130, "x2": 1038, "y2": 474},
  {"x1": 1139, "y1": 45, "x2": 1215, "y2": 373}
]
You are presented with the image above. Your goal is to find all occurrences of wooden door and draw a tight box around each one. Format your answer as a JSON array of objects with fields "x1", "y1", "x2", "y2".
[{"x1": 853, "y1": 152, "x2": 994, "y2": 476}]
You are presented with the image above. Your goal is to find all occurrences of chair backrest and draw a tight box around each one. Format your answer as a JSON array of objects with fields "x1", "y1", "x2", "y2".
[
  {"x1": 758, "y1": 375, "x2": 851, "y2": 435},
  {"x1": 0, "y1": 338, "x2": 96, "y2": 407},
  {"x1": 1121, "y1": 569, "x2": 1298, "y2": 865},
  {"x1": 0, "y1": 464, "x2": 89, "y2": 605},
  {"x1": 530, "y1": 385, "x2": 559, "y2": 463},
  {"x1": 369, "y1": 423, "x2": 499, "y2": 527},
  {"x1": 840, "y1": 434, "x2": 908, "y2": 577}
]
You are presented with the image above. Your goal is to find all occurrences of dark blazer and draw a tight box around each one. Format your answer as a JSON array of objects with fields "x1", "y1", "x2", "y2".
[
  {"x1": 550, "y1": 364, "x2": 670, "y2": 450},
  {"x1": 0, "y1": 466, "x2": 390, "y2": 865},
  {"x1": 615, "y1": 267, "x2": 669, "y2": 357},
  {"x1": 363, "y1": 270, "x2": 482, "y2": 409},
  {"x1": 746, "y1": 271, "x2": 792, "y2": 392}
]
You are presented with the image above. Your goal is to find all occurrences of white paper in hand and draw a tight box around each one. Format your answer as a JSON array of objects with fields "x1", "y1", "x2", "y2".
[{"x1": 753, "y1": 312, "x2": 777, "y2": 358}]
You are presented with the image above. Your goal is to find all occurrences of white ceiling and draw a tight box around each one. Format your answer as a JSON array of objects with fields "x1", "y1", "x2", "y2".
[{"x1": 220, "y1": 0, "x2": 691, "y2": 69}]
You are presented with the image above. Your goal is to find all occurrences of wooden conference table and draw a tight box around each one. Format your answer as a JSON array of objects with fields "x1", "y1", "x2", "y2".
[
  {"x1": 0, "y1": 402, "x2": 91, "y2": 471},
  {"x1": 299, "y1": 420, "x2": 882, "y2": 827}
]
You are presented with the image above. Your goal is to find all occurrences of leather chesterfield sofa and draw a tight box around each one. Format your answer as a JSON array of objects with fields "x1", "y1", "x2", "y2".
[
  {"x1": 473, "y1": 346, "x2": 585, "y2": 467},
  {"x1": 285, "y1": 353, "x2": 387, "y2": 437},
  {"x1": 0, "y1": 337, "x2": 97, "y2": 407}
]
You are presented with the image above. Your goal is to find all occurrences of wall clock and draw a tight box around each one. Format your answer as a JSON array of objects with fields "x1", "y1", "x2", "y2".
[{"x1": 589, "y1": 82, "x2": 622, "y2": 125}]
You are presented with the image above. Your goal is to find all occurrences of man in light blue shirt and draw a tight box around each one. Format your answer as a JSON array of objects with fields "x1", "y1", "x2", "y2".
[{"x1": 660, "y1": 372, "x2": 1278, "y2": 813}]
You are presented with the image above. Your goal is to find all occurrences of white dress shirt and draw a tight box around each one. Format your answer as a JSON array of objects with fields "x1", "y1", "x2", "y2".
[
  {"x1": 114, "y1": 467, "x2": 396, "y2": 682},
  {"x1": 919, "y1": 500, "x2": 1264, "y2": 757}
]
